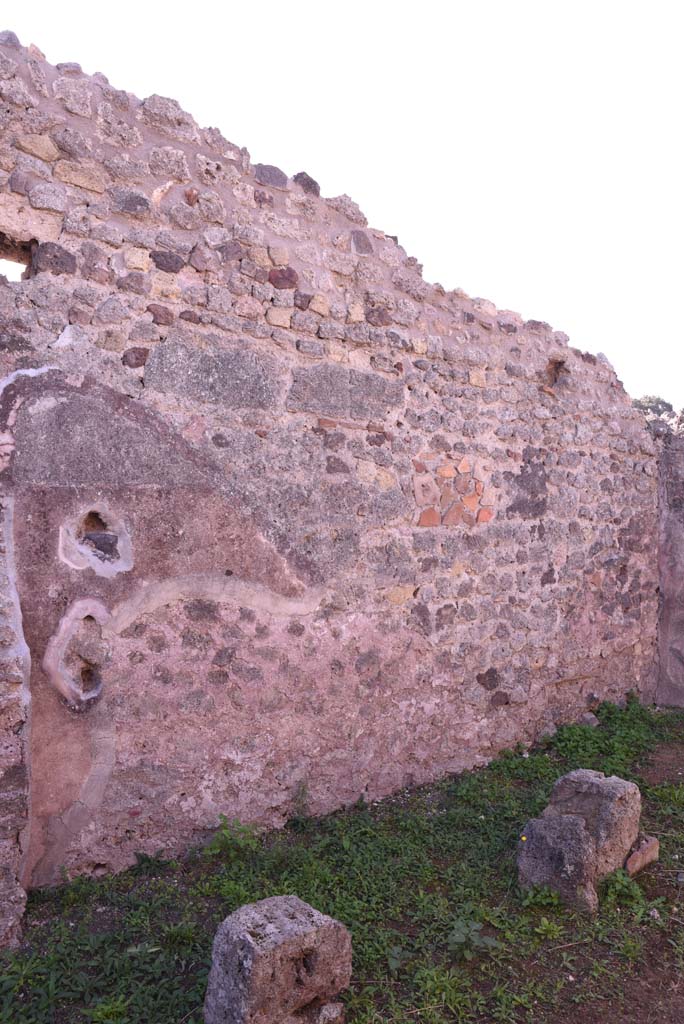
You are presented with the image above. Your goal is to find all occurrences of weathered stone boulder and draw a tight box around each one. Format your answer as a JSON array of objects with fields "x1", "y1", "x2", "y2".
[
  {"x1": 203, "y1": 896, "x2": 352, "y2": 1024},
  {"x1": 544, "y1": 769, "x2": 641, "y2": 877},
  {"x1": 518, "y1": 769, "x2": 647, "y2": 912}
]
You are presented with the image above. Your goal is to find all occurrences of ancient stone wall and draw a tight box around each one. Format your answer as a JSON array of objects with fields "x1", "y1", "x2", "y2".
[
  {"x1": 657, "y1": 434, "x2": 684, "y2": 705},
  {"x1": 0, "y1": 30, "x2": 660, "y2": 942}
]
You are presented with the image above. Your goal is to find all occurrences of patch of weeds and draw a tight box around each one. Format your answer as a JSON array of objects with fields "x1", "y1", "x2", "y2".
[
  {"x1": 85, "y1": 995, "x2": 130, "y2": 1022},
  {"x1": 447, "y1": 917, "x2": 500, "y2": 960},
  {"x1": 414, "y1": 964, "x2": 483, "y2": 1017},
  {"x1": 552, "y1": 694, "x2": 667, "y2": 778},
  {"x1": 520, "y1": 885, "x2": 562, "y2": 909},
  {"x1": 130, "y1": 851, "x2": 174, "y2": 876},
  {"x1": 601, "y1": 869, "x2": 647, "y2": 914},
  {"x1": 646, "y1": 782, "x2": 684, "y2": 822},
  {"x1": 618, "y1": 934, "x2": 644, "y2": 961},
  {"x1": 203, "y1": 815, "x2": 259, "y2": 862}
]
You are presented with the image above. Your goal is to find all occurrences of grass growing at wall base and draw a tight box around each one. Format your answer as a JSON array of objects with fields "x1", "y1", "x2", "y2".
[{"x1": 3, "y1": 695, "x2": 684, "y2": 1024}]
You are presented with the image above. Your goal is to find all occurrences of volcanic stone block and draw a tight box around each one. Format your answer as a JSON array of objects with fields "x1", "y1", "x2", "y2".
[
  {"x1": 203, "y1": 895, "x2": 352, "y2": 1024},
  {"x1": 31, "y1": 242, "x2": 76, "y2": 276},
  {"x1": 349, "y1": 370, "x2": 403, "y2": 421},
  {"x1": 287, "y1": 365, "x2": 350, "y2": 417},
  {"x1": 145, "y1": 340, "x2": 279, "y2": 410},
  {"x1": 518, "y1": 769, "x2": 643, "y2": 913},
  {"x1": 254, "y1": 164, "x2": 288, "y2": 189},
  {"x1": 543, "y1": 769, "x2": 641, "y2": 878}
]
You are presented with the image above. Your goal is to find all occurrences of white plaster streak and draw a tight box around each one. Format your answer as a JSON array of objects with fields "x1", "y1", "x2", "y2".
[
  {"x1": 106, "y1": 574, "x2": 325, "y2": 636},
  {"x1": 0, "y1": 365, "x2": 58, "y2": 402}
]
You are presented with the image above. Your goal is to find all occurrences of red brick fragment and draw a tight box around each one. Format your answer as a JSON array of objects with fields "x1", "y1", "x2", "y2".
[{"x1": 442, "y1": 503, "x2": 464, "y2": 526}]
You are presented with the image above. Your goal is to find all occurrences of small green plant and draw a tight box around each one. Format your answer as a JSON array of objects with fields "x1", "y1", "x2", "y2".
[
  {"x1": 534, "y1": 916, "x2": 564, "y2": 941},
  {"x1": 415, "y1": 965, "x2": 479, "y2": 1014},
  {"x1": 162, "y1": 920, "x2": 199, "y2": 954},
  {"x1": 386, "y1": 943, "x2": 412, "y2": 976},
  {"x1": 619, "y1": 934, "x2": 644, "y2": 961},
  {"x1": 447, "y1": 917, "x2": 500, "y2": 960},
  {"x1": 647, "y1": 782, "x2": 684, "y2": 820},
  {"x1": 601, "y1": 869, "x2": 646, "y2": 913},
  {"x1": 520, "y1": 885, "x2": 561, "y2": 909},
  {"x1": 85, "y1": 995, "x2": 130, "y2": 1023},
  {"x1": 130, "y1": 851, "x2": 171, "y2": 876},
  {"x1": 203, "y1": 815, "x2": 259, "y2": 862}
]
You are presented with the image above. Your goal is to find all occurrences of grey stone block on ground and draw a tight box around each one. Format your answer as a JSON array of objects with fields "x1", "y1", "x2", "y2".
[
  {"x1": 544, "y1": 768, "x2": 641, "y2": 878},
  {"x1": 518, "y1": 769, "x2": 644, "y2": 913},
  {"x1": 204, "y1": 895, "x2": 352, "y2": 1024}
]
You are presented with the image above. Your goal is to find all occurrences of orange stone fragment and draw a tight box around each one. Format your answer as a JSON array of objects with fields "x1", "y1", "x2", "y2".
[
  {"x1": 477, "y1": 507, "x2": 495, "y2": 524},
  {"x1": 439, "y1": 484, "x2": 455, "y2": 509},
  {"x1": 457, "y1": 456, "x2": 471, "y2": 474},
  {"x1": 625, "y1": 835, "x2": 659, "y2": 877},
  {"x1": 418, "y1": 507, "x2": 440, "y2": 527},
  {"x1": 436, "y1": 464, "x2": 456, "y2": 479},
  {"x1": 462, "y1": 492, "x2": 479, "y2": 512}
]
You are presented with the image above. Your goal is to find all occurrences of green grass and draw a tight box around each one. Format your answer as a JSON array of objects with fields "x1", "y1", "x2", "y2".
[{"x1": 3, "y1": 696, "x2": 684, "y2": 1024}]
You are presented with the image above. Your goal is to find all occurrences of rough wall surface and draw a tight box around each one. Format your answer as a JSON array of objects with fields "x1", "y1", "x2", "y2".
[
  {"x1": 658, "y1": 434, "x2": 684, "y2": 705},
  {"x1": 0, "y1": 31, "x2": 659, "y2": 938}
]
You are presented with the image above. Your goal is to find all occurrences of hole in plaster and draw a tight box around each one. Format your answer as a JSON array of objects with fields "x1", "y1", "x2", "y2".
[
  {"x1": 43, "y1": 599, "x2": 112, "y2": 711},
  {"x1": 81, "y1": 510, "x2": 107, "y2": 533},
  {"x1": 79, "y1": 661, "x2": 102, "y2": 694},
  {"x1": 0, "y1": 232, "x2": 32, "y2": 282},
  {"x1": 59, "y1": 505, "x2": 133, "y2": 578},
  {"x1": 77, "y1": 510, "x2": 120, "y2": 563}
]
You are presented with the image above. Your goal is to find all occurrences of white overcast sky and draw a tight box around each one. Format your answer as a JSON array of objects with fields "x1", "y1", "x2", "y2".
[{"x1": 7, "y1": 1, "x2": 683, "y2": 406}]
